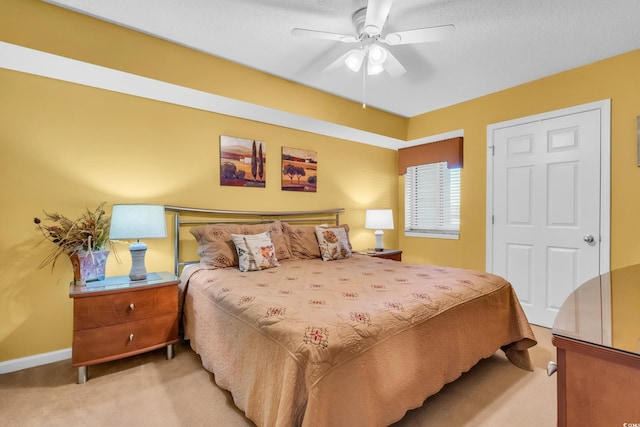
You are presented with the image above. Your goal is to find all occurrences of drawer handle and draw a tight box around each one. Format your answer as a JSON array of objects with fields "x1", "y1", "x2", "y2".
[
  {"x1": 129, "y1": 303, "x2": 135, "y2": 311},
  {"x1": 129, "y1": 333, "x2": 134, "y2": 342}
]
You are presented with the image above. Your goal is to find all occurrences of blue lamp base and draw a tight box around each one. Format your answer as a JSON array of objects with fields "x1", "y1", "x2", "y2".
[{"x1": 128, "y1": 241, "x2": 148, "y2": 281}]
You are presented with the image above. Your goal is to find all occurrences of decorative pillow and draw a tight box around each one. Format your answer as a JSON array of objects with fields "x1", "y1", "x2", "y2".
[
  {"x1": 317, "y1": 224, "x2": 352, "y2": 250},
  {"x1": 231, "y1": 231, "x2": 280, "y2": 272},
  {"x1": 190, "y1": 221, "x2": 291, "y2": 268},
  {"x1": 236, "y1": 221, "x2": 292, "y2": 261},
  {"x1": 282, "y1": 222, "x2": 321, "y2": 259},
  {"x1": 190, "y1": 223, "x2": 241, "y2": 268},
  {"x1": 315, "y1": 226, "x2": 353, "y2": 261}
]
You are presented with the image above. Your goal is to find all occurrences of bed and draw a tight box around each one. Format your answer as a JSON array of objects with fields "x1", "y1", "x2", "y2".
[{"x1": 167, "y1": 206, "x2": 536, "y2": 427}]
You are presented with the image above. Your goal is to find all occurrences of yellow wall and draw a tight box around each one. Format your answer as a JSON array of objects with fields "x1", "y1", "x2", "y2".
[
  {"x1": 401, "y1": 49, "x2": 640, "y2": 272},
  {"x1": 0, "y1": 0, "x2": 399, "y2": 361}
]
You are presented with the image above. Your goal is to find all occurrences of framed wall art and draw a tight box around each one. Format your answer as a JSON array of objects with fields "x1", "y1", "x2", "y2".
[
  {"x1": 281, "y1": 147, "x2": 317, "y2": 192},
  {"x1": 220, "y1": 135, "x2": 266, "y2": 187}
]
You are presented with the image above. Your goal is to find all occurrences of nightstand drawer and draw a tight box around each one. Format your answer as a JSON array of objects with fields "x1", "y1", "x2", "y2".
[
  {"x1": 72, "y1": 313, "x2": 178, "y2": 365},
  {"x1": 73, "y1": 286, "x2": 177, "y2": 330}
]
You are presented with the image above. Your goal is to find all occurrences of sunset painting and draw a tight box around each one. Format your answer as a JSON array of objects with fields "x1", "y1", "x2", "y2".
[
  {"x1": 220, "y1": 135, "x2": 266, "y2": 187},
  {"x1": 281, "y1": 147, "x2": 317, "y2": 192}
]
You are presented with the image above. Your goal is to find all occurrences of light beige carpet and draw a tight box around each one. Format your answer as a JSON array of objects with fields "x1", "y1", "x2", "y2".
[{"x1": 1, "y1": 325, "x2": 555, "y2": 426}]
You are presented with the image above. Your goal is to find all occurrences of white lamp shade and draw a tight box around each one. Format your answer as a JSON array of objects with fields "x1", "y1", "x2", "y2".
[
  {"x1": 365, "y1": 209, "x2": 394, "y2": 230},
  {"x1": 109, "y1": 204, "x2": 167, "y2": 240}
]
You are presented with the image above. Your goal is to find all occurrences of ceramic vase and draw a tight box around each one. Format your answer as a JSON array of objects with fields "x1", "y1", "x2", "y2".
[{"x1": 69, "y1": 250, "x2": 109, "y2": 286}]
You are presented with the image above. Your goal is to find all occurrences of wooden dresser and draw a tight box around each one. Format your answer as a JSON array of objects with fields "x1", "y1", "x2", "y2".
[
  {"x1": 552, "y1": 265, "x2": 640, "y2": 426},
  {"x1": 69, "y1": 271, "x2": 180, "y2": 383}
]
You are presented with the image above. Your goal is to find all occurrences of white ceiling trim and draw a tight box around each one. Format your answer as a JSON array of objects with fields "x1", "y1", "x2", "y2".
[{"x1": 0, "y1": 41, "x2": 410, "y2": 150}]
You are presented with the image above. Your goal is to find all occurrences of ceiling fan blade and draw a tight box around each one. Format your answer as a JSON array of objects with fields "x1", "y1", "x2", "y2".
[
  {"x1": 383, "y1": 24, "x2": 455, "y2": 45},
  {"x1": 322, "y1": 50, "x2": 359, "y2": 73},
  {"x1": 291, "y1": 28, "x2": 358, "y2": 43},
  {"x1": 382, "y1": 49, "x2": 406, "y2": 78},
  {"x1": 364, "y1": 0, "x2": 394, "y2": 36}
]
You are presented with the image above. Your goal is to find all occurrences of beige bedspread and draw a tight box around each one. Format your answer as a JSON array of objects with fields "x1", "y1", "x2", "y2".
[{"x1": 180, "y1": 255, "x2": 536, "y2": 427}]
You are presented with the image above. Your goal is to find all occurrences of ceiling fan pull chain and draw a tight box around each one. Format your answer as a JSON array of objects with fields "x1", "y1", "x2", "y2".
[{"x1": 362, "y1": 61, "x2": 367, "y2": 109}]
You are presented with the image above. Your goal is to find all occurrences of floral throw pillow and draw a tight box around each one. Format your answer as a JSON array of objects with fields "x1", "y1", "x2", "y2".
[
  {"x1": 231, "y1": 231, "x2": 280, "y2": 272},
  {"x1": 315, "y1": 227, "x2": 352, "y2": 261}
]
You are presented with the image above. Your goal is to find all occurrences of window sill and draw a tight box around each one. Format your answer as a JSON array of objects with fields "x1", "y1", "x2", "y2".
[{"x1": 404, "y1": 231, "x2": 459, "y2": 240}]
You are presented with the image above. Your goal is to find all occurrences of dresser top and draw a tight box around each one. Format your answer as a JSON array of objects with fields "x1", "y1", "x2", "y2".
[
  {"x1": 69, "y1": 271, "x2": 178, "y2": 297},
  {"x1": 553, "y1": 264, "x2": 640, "y2": 356}
]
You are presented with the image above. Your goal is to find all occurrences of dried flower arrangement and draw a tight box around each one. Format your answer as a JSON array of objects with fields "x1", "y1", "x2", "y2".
[{"x1": 33, "y1": 202, "x2": 114, "y2": 270}]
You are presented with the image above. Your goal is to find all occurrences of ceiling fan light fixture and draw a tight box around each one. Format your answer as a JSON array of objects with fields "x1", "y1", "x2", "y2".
[
  {"x1": 368, "y1": 44, "x2": 387, "y2": 66},
  {"x1": 293, "y1": 1, "x2": 455, "y2": 80},
  {"x1": 345, "y1": 49, "x2": 365, "y2": 72}
]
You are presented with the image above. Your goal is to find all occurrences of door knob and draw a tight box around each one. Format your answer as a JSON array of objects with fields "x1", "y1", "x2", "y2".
[{"x1": 583, "y1": 234, "x2": 595, "y2": 243}]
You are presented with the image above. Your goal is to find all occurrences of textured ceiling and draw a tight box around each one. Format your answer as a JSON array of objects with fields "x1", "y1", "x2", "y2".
[{"x1": 45, "y1": 0, "x2": 640, "y2": 117}]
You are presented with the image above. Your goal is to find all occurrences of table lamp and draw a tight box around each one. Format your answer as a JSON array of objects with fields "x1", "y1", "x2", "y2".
[
  {"x1": 365, "y1": 209, "x2": 394, "y2": 251},
  {"x1": 109, "y1": 204, "x2": 167, "y2": 281}
]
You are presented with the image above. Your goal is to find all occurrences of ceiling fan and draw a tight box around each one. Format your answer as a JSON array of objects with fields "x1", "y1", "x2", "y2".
[{"x1": 291, "y1": 0, "x2": 455, "y2": 78}]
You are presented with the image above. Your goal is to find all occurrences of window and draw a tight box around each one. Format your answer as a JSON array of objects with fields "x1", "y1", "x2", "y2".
[{"x1": 405, "y1": 162, "x2": 460, "y2": 238}]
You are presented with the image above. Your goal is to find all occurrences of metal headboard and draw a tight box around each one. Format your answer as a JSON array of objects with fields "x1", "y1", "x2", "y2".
[{"x1": 164, "y1": 206, "x2": 345, "y2": 276}]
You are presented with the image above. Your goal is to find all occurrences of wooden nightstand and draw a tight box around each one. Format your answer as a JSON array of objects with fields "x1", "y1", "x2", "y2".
[
  {"x1": 68, "y1": 271, "x2": 179, "y2": 384},
  {"x1": 364, "y1": 249, "x2": 402, "y2": 261}
]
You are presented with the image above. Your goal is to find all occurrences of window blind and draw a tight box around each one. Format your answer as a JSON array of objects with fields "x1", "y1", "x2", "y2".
[{"x1": 405, "y1": 162, "x2": 460, "y2": 236}]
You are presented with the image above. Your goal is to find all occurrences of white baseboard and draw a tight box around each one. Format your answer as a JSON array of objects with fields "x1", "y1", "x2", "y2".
[{"x1": 0, "y1": 348, "x2": 71, "y2": 374}]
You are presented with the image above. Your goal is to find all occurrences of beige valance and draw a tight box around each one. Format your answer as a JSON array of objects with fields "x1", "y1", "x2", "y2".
[{"x1": 398, "y1": 137, "x2": 463, "y2": 175}]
